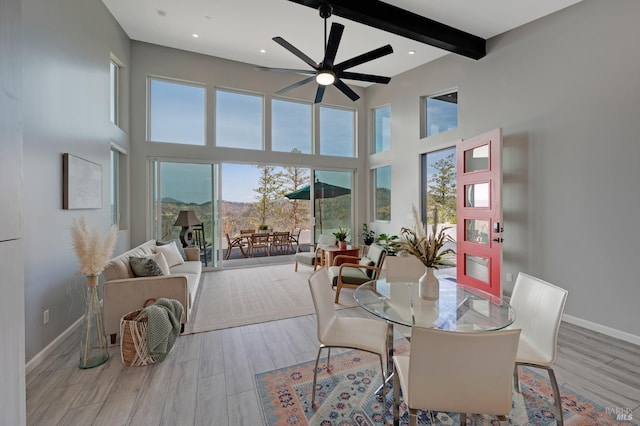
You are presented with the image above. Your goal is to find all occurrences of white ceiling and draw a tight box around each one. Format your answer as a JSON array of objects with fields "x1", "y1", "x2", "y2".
[{"x1": 102, "y1": 0, "x2": 583, "y2": 86}]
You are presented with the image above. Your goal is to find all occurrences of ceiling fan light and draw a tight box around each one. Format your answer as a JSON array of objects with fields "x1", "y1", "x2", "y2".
[{"x1": 316, "y1": 71, "x2": 335, "y2": 86}]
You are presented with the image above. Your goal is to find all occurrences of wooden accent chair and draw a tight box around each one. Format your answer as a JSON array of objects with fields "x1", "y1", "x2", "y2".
[
  {"x1": 329, "y1": 243, "x2": 387, "y2": 303},
  {"x1": 308, "y1": 268, "x2": 388, "y2": 412},
  {"x1": 393, "y1": 326, "x2": 521, "y2": 426},
  {"x1": 508, "y1": 272, "x2": 568, "y2": 426},
  {"x1": 294, "y1": 234, "x2": 334, "y2": 272}
]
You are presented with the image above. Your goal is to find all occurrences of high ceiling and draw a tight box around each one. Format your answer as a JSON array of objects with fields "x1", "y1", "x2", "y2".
[{"x1": 102, "y1": 0, "x2": 583, "y2": 86}]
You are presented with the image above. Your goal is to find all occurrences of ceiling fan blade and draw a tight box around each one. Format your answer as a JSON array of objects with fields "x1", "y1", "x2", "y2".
[
  {"x1": 333, "y1": 79, "x2": 360, "y2": 102},
  {"x1": 314, "y1": 85, "x2": 326, "y2": 104},
  {"x1": 334, "y1": 44, "x2": 394, "y2": 72},
  {"x1": 273, "y1": 36, "x2": 319, "y2": 70},
  {"x1": 338, "y1": 71, "x2": 391, "y2": 84},
  {"x1": 322, "y1": 22, "x2": 344, "y2": 68},
  {"x1": 255, "y1": 66, "x2": 316, "y2": 75},
  {"x1": 276, "y1": 76, "x2": 316, "y2": 95}
]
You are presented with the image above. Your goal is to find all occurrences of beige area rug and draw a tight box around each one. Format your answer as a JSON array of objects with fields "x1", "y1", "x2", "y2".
[{"x1": 183, "y1": 263, "x2": 360, "y2": 334}]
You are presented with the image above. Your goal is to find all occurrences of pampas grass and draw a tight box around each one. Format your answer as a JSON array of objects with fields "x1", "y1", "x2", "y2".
[
  {"x1": 70, "y1": 216, "x2": 117, "y2": 368},
  {"x1": 392, "y1": 205, "x2": 455, "y2": 269},
  {"x1": 71, "y1": 216, "x2": 118, "y2": 277}
]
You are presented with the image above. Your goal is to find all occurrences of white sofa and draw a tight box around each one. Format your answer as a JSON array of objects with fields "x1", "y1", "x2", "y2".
[{"x1": 102, "y1": 240, "x2": 202, "y2": 343}]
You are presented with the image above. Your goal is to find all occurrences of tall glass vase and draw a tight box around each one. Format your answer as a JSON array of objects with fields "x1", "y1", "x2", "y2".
[{"x1": 79, "y1": 275, "x2": 109, "y2": 369}]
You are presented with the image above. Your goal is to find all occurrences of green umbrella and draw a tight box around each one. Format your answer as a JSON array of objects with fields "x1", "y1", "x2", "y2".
[{"x1": 284, "y1": 180, "x2": 351, "y2": 233}]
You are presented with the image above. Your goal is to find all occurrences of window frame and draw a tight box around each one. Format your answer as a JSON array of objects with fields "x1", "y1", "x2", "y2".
[
  {"x1": 147, "y1": 75, "x2": 207, "y2": 146},
  {"x1": 372, "y1": 104, "x2": 391, "y2": 154},
  {"x1": 271, "y1": 97, "x2": 313, "y2": 154},
  {"x1": 420, "y1": 89, "x2": 458, "y2": 139},
  {"x1": 215, "y1": 87, "x2": 265, "y2": 150},
  {"x1": 109, "y1": 54, "x2": 123, "y2": 126},
  {"x1": 318, "y1": 104, "x2": 356, "y2": 158},
  {"x1": 372, "y1": 164, "x2": 391, "y2": 222}
]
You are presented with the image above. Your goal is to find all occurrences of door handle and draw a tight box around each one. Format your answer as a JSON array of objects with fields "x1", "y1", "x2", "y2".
[{"x1": 492, "y1": 238, "x2": 503, "y2": 243}]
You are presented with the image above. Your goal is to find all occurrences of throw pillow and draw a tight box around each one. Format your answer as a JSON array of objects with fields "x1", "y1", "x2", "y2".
[
  {"x1": 359, "y1": 257, "x2": 376, "y2": 278},
  {"x1": 156, "y1": 239, "x2": 187, "y2": 260},
  {"x1": 130, "y1": 256, "x2": 164, "y2": 277},
  {"x1": 155, "y1": 241, "x2": 185, "y2": 267},
  {"x1": 150, "y1": 252, "x2": 171, "y2": 276}
]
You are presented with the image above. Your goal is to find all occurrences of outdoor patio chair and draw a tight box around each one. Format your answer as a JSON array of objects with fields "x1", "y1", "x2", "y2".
[
  {"x1": 248, "y1": 233, "x2": 270, "y2": 257},
  {"x1": 289, "y1": 228, "x2": 301, "y2": 252},
  {"x1": 270, "y1": 231, "x2": 291, "y2": 255},
  {"x1": 329, "y1": 243, "x2": 387, "y2": 303},
  {"x1": 224, "y1": 232, "x2": 247, "y2": 259}
]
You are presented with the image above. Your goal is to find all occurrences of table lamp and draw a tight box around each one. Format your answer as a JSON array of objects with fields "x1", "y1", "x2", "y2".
[{"x1": 173, "y1": 210, "x2": 201, "y2": 247}]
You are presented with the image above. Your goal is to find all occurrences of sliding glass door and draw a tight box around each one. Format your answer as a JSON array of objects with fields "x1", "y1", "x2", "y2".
[{"x1": 151, "y1": 160, "x2": 218, "y2": 269}]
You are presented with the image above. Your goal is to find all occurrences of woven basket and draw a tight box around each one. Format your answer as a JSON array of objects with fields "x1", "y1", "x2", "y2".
[{"x1": 120, "y1": 299, "x2": 157, "y2": 367}]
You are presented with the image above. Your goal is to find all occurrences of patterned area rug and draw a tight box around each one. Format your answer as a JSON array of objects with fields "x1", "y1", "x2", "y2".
[{"x1": 256, "y1": 342, "x2": 619, "y2": 425}]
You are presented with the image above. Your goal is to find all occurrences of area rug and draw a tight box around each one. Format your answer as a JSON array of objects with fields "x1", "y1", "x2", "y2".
[
  {"x1": 183, "y1": 264, "x2": 359, "y2": 334},
  {"x1": 256, "y1": 342, "x2": 619, "y2": 425}
]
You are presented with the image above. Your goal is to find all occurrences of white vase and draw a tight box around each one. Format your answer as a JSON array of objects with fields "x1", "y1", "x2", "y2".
[{"x1": 419, "y1": 267, "x2": 440, "y2": 300}]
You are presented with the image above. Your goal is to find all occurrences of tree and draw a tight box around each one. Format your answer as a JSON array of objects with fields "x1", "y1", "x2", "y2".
[
  {"x1": 254, "y1": 164, "x2": 285, "y2": 226},
  {"x1": 282, "y1": 149, "x2": 310, "y2": 229},
  {"x1": 427, "y1": 153, "x2": 456, "y2": 232}
]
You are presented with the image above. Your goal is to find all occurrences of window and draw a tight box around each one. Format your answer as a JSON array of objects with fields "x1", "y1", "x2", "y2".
[
  {"x1": 373, "y1": 165, "x2": 391, "y2": 221},
  {"x1": 319, "y1": 106, "x2": 355, "y2": 157},
  {"x1": 421, "y1": 147, "x2": 457, "y2": 228},
  {"x1": 373, "y1": 105, "x2": 391, "y2": 153},
  {"x1": 110, "y1": 146, "x2": 127, "y2": 227},
  {"x1": 272, "y1": 98, "x2": 312, "y2": 154},
  {"x1": 216, "y1": 89, "x2": 263, "y2": 150},
  {"x1": 423, "y1": 91, "x2": 458, "y2": 138},
  {"x1": 109, "y1": 60, "x2": 120, "y2": 125},
  {"x1": 148, "y1": 77, "x2": 206, "y2": 145}
]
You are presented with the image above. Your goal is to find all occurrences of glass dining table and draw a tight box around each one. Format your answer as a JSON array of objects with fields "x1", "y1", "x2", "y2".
[{"x1": 354, "y1": 275, "x2": 515, "y2": 379}]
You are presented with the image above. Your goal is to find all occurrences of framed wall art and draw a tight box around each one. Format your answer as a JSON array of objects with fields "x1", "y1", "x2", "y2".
[{"x1": 63, "y1": 153, "x2": 102, "y2": 209}]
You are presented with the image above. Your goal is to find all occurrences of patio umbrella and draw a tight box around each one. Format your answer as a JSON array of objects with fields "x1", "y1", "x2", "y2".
[{"x1": 284, "y1": 180, "x2": 351, "y2": 233}]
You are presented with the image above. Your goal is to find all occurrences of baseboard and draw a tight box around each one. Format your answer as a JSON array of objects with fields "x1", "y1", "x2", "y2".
[
  {"x1": 25, "y1": 316, "x2": 83, "y2": 375},
  {"x1": 563, "y1": 314, "x2": 640, "y2": 346}
]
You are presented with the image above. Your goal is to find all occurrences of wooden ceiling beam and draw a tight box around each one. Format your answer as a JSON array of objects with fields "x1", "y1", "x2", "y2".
[{"x1": 286, "y1": 0, "x2": 486, "y2": 60}]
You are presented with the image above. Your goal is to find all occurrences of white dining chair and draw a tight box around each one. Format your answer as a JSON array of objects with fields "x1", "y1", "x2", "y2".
[
  {"x1": 308, "y1": 268, "x2": 389, "y2": 413},
  {"x1": 384, "y1": 255, "x2": 425, "y2": 282},
  {"x1": 393, "y1": 326, "x2": 521, "y2": 426},
  {"x1": 508, "y1": 272, "x2": 568, "y2": 425}
]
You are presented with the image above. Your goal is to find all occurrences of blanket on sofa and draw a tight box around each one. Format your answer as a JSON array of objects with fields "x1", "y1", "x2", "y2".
[{"x1": 138, "y1": 298, "x2": 184, "y2": 362}]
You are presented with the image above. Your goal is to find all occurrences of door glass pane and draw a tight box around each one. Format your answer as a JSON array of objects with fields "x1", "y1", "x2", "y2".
[
  {"x1": 465, "y1": 254, "x2": 489, "y2": 283},
  {"x1": 313, "y1": 170, "x2": 352, "y2": 242},
  {"x1": 464, "y1": 144, "x2": 489, "y2": 172},
  {"x1": 464, "y1": 182, "x2": 489, "y2": 207},
  {"x1": 152, "y1": 161, "x2": 216, "y2": 268},
  {"x1": 465, "y1": 219, "x2": 490, "y2": 245}
]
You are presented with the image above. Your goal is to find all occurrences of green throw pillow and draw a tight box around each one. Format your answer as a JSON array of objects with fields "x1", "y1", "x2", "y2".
[{"x1": 129, "y1": 256, "x2": 164, "y2": 277}]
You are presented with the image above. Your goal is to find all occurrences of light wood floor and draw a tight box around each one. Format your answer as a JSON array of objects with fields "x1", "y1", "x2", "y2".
[{"x1": 26, "y1": 288, "x2": 640, "y2": 425}]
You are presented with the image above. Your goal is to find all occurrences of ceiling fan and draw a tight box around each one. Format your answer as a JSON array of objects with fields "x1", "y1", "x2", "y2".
[{"x1": 256, "y1": 3, "x2": 393, "y2": 103}]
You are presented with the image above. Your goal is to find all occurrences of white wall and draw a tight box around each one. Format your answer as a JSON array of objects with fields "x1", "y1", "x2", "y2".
[
  {"x1": 366, "y1": 0, "x2": 640, "y2": 338},
  {"x1": 21, "y1": 0, "x2": 130, "y2": 362},
  {"x1": 1, "y1": 0, "x2": 26, "y2": 421}
]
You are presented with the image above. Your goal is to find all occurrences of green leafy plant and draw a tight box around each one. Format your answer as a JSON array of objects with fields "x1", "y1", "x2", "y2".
[
  {"x1": 392, "y1": 206, "x2": 455, "y2": 268},
  {"x1": 360, "y1": 223, "x2": 375, "y2": 245},
  {"x1": 332, "y1": 226, "x2": 349, "y2": 242}
]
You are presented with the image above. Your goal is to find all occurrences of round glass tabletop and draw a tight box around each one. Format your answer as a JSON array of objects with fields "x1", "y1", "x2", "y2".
[{"x1": 354, "y1": 277, "x2": 515, "y2": 332}]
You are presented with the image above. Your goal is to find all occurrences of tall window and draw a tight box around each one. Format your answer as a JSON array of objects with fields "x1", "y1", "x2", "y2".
[
  {"x1": 421, "y1": 147, "x2": 457, "y2": 229},
  {"x1": 272, "y1": 98, "x2": 312, "y2": 154},
  {"x1": 216, "y1": 89, "x2": 263, "y2": 150},
  {"x1": 109, "y1": 59, "x2": 120, "y2": 125},
  {"x1": 423, "y1": 91, "x2": 458, "y2": 138},
  {"x1": 110, "y1": 146, "x2": 126, "y2": 227},
  {"x1": 373, "y1": 165, "x2": 391, "y2": 221},
  {"x1": 373, "y1": 105, "x2": 391, "y2": 153},
  {"x1": 319, "y1": 106, "x2": 355, "y2": 157},
  {"x1": 148, "y1": 77, "x2": 206, "y2": 145}
]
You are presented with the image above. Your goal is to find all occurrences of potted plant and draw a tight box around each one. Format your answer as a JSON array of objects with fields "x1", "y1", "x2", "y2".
[
  {"x1": 333, "y1": 226, "x2": 350, "y2": 249},
  {"x1": 258, "y1": 224, "x2": 269, "y2": 232},
  {"x1": 360, "y1": 223, "x2": 375, "y2": 245},
  {"x1": 376, "y1": 233, "x2": 398, "y2": 255},
  {"x1": 392, "y1": 206, "x2": 455, "y2": 300}
]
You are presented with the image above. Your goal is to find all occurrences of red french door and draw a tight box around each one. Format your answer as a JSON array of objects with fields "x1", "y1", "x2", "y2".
[{"x1": 456, "y1": 129, "x2": 503, "y2": 298}]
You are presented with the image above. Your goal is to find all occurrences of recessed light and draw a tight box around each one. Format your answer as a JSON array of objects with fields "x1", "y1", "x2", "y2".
[
  {"x1": 260, "y1": 49, "x2": 266, "y2": 53},
  {"x1": 192, "y1": 34, "x2": 199, "y2": 38},
  {"x1": 408, "y1": 50, "x2": 416, "y2": 55}
]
